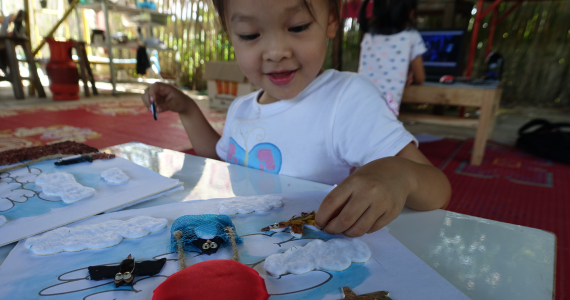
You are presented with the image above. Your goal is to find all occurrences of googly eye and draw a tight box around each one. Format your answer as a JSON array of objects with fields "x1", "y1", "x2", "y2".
[
  {"x1": 210, "y1": 242, "x2": 217, "y2": 249},
  {"x1": 115, "y1": 273, "x2": 123, "y2": 281},
  {"x1": 123, "y1": 272, "x2": 132, "y2": 280},
  {"x1": 202, "y1": 243, "x2": 210, "y2": 250}
]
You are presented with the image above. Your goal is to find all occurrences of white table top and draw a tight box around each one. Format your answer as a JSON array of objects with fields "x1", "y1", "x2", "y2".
[{"x1": 0, "y1": 143, "x2": 555, "y2": 300}]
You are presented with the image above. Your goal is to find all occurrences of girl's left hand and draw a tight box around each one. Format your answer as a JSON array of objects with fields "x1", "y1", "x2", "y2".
[{"x1": 314, "y1": 157, "x2": 412, "y2": 237}]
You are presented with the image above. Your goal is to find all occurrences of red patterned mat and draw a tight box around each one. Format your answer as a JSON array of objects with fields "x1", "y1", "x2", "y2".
[
  {"x1": 0, "y1": 100, "x2": 226, "y2": 152},
  {"x1": 420, "y1": 139, "x2": 567, "y2": 299}
]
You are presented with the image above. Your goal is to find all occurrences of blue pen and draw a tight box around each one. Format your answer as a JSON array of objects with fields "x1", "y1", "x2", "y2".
[{"x1": 151, "y1": 102, "x2": 158, "y2": 120}]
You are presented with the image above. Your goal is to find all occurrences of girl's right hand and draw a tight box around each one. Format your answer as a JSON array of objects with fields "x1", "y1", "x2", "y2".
[{"x1": 141, "y1": 82, "x2": 194, "y2": 114}]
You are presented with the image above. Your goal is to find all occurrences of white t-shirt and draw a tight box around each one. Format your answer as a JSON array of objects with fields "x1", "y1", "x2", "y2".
[
  {"x1": 358, "y1": 29, "x2": 427, "y2": 113},
  {"x1": 215, "y1": 69, "x2": 416, "y2": 185}
]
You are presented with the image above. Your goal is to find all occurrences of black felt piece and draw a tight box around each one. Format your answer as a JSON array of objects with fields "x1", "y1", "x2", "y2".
[
  {"x1": 135, "y1": 258, "x2": 167, "y2": 276},
  {"x1": 88, "y1": 258, "x2": 166, "y2": 281},
  {"x1": 88, "y1": 265, "x2": 117, "y2": 281}
]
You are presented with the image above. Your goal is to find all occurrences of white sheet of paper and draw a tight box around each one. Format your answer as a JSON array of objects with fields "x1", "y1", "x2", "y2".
[
  {"x1": 0, "y1": 190, "x2": 468, "y2": 300},
  {"x1": 0, "y1": 157, "x2": 181, "y2": 247}
]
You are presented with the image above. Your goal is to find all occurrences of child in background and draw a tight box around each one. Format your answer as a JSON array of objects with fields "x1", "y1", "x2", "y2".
[
  {"x1": 141, "y1": 0, "x2": 450, "y2": 237},
  {"x1": 358, "y1": 0, "x2": 426, "y2": 115}
]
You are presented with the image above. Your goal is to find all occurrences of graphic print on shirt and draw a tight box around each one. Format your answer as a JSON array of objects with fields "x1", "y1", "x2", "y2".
[{"x1": 227, "y1": 125, "x2": 282, "y2": 174}]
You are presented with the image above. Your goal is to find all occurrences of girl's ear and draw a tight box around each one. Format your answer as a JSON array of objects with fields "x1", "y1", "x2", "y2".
[{"x1": 326, "y1": 8, "x2": 339, "y2": 39}]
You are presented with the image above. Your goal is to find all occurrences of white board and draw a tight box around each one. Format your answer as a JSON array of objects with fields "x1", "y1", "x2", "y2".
[
  {"x1": 0, "y1": 191, "x2": 469, "y2": 300},
  {"x1": 0, "y1": 157, "x2": 182, "y2": 247}
]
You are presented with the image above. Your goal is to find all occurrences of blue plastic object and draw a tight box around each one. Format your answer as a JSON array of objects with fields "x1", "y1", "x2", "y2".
[{"x1": 169, "y1": 214, "x2": 243, "y2": 253}]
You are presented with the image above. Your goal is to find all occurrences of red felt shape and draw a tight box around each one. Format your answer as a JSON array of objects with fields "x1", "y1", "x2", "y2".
[{"x1": 152, "y1": 260, "x2": 270, "y2": 300}]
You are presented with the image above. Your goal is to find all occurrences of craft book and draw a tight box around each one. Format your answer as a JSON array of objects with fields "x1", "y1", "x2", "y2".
[
  {"x1": 0, "y1": 191, "x2": 469, "y2": 300},
  {"x1": 0, "y1": 157, "x2": 182, "y2": 247}
]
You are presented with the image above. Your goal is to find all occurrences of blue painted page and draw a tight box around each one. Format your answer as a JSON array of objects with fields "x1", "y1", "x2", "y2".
[
  {"x1": 0, "y1": 157, "x2": 181, "y2": 246},
  {"x1": 0, "y1": 191, "x2": 469, "y2": 300}
]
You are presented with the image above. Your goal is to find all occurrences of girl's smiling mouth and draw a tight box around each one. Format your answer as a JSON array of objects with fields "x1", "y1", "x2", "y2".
[{"x1": 266, "y1": 70, "x2": 297, "y2": 86}]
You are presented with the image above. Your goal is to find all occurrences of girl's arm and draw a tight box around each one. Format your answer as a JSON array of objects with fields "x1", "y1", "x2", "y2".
[
  {"x1": 178, "y1": 103, "x2": 221, "y2": 160},
  {"x1": 409, "y1": 55, "x2": 426, "y2": 85},
  {"x1": 315, "y1": 142, "x2": 451, "y2": 237},
  {"x1": 393, "y1": 143, "x2": 450, "y2": 210},
  {"x1": 142, "y1": 83, "x2": 221, "y2": 160}
]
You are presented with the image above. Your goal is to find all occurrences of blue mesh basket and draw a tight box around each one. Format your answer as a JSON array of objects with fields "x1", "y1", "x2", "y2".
[{"x1": 169, "y1": 214, "x2": 243, "y2": 253}]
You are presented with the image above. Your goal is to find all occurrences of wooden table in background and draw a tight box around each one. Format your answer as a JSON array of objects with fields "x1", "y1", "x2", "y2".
[{"x1": 401, "y1": 81, "x2": 502, "y2": 166}]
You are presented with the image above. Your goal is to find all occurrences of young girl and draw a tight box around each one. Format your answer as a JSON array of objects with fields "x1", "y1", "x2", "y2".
[
  {"x1": 358, "y1": 0, "x2": 426, "y2": 115},
  {"x1": 141, "y1": 0, "x2": 450, "y2": 237}
]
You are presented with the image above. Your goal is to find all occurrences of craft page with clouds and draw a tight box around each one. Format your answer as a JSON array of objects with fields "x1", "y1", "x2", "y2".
[
  {"x1": 0, "y1": 191, "x2": 469, "y2": 300},
  {"x1": 0, "y1": 157, "x2": 181, "y2": 247}
]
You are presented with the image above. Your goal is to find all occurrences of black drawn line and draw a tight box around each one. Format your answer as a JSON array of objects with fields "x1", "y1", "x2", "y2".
[{"x1": 271, "y1": 271, "x2": 334, "y2": 296}]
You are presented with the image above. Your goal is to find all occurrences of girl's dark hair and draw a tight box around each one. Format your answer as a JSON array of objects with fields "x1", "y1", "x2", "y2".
[
  {"x1": 359, "y1": 0, "x2": 417, "y2": 35},
  {"x1": 212, "y1": 0, "x2": 341, "y2": 33}
]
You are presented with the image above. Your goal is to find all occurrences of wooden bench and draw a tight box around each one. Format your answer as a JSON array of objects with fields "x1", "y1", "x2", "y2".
[{"x1": 401, "y1": 81, "x2": 502, "y2": 166}]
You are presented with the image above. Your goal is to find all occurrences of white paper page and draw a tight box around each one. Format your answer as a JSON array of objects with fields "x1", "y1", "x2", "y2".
[
  {"x1": 0, "y1": 157, "x2": 181, "y2": 247},
  {"x1": 0, "y1": 190, "x2": 468, "y2": 300}
]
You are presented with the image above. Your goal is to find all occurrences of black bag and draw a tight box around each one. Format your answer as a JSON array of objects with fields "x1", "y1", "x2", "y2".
[{"x1": 516, "y1": 119, "x2": 570, "y2": 164}]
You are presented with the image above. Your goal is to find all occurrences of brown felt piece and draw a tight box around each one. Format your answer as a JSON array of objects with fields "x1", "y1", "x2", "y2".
[
  {"x1": 339, "y1": 287, "x2": 392, "y2": 300},
  {"x1": 261, "y1": 211, "x2": 316, "y2": 236},
  {"x1": 91, "y1": 153, "x2": 116, "y2": 160},
  {"x1": 0, "y1": 141, "x2": 100, "y2": 165}
]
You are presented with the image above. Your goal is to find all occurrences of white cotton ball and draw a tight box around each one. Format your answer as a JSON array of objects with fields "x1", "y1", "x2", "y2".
[
  {"x1": 24, "y1": 216, "x2": 168, "y2": 255},
  {"x1": 35, "y1": 172, "x2": 95, "y2": 203},
  {"x1": 101, "y1": 168, "x2": 130, "y2": 184},
  {"x1": 264, "y1": 238, "x2": 371, "y2": 276},
  {"x1": 219, "y1": 195, "x2": 284, "y2": 215}
]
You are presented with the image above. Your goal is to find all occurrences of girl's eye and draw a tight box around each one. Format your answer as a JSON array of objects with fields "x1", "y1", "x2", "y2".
[
  {"x1": 289, "y1": 23, "x2": 311, "y2": 33},
  {"x1": 238, "y1": 34, "x2": 260, "y2": 41}
]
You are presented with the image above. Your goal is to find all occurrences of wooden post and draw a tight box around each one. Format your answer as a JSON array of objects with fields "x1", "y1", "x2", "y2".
[
  {"x1": 22, "y1": 39, "x2": 46, "y2": 98},
  {"x1": 23, "y1": 0, "x2": 32, "y2": 39},
  {"x1": 24, "y1": 0, "x2": 37, "y2": 96},
  {"x1": 5, "y1": 39, "x2": 25, "y2": 99},
  {"x1": 471, "y1": 89, "x2": 496, "y2": 166},
  {"x1": 32, "y1": 0, "x2": 79, "y2": 56},
  {"x1": 486, "y1": 88, "x2": 502, "y2": 140}
]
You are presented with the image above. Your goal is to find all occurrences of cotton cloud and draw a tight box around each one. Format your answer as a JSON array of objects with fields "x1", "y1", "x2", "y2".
[
  {"x1": 219, "y1": 195, "x2": 283, "y2": 215},
  {"x1": 35, "y1": 172, "x2": 95, "y2": 203},
  {"x1": 24, "y1": 216, "x2": 168, "y2": 255},
  {"x1": 101, "y1": 168, "x2": 129, "y2": 184},
  {"x1": 264, "y1": 238, "x2": 371, "y2": 276}
]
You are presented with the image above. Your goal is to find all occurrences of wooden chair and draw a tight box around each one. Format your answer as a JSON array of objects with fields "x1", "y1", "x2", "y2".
[
  {"x1": 74, "y1": 41, "x2": 97, "y2": 97},
  {"x1": 0, "y1": 36, "x2": 45, "y2": 99}
]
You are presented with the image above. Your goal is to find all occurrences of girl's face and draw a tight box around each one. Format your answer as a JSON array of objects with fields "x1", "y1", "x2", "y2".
[{"x1": 226, "y1": 0, "x2": 338, "y2": 104}]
